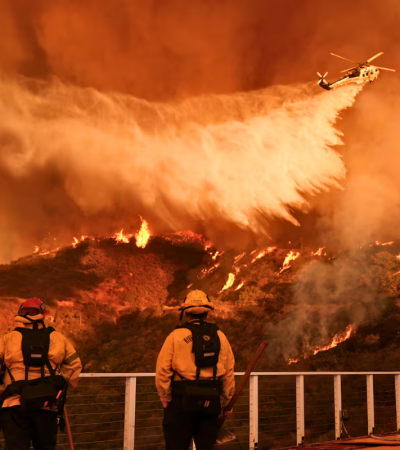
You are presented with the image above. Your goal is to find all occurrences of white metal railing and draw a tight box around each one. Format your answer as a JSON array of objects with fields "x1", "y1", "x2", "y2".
[{"x1": 66, "y1": 372, "x2": 400, "y2": 450}]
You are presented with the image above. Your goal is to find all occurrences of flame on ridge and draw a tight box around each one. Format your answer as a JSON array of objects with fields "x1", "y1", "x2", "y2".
[
  {"x1": 288, "y1": 325, "x2": 353, "y2": 365},
  {"x1": 114, "y1": 229, "x2": 133, "y2": 244},
  {"x1": 135, "y1": 217, "x2": 151, "y2": 248},
  {"x1": 220, "y1": 273, "x2": 235, "y2": 293},
  {"x1": 279, "y1": 250, "x2": 300, "y2": 274}
]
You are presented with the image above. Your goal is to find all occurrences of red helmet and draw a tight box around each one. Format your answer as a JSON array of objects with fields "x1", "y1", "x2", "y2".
[{"x1": 17, "y1": 298, "x2": 49, "y2": 317}]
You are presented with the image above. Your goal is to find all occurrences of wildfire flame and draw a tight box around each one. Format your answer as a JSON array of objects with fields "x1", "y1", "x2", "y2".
[
  {"x1": 72, "y1": 237, "x2": 79, "y2": 248},
  {"x1": 34, "y1": 246, "x2": 39, "y2": 254},
  {"x1": 312, "y1": 246, "x2": 325, "y2": 256},
  {"x1": 251, "y1": 247, "x2": 276, "y2": 264},
  {"x1": 220, "y1": 273, "x2": 235, "y2": 293},
  {"x1": 279, "y1": 251, "x2": 300, "y2": 274},
  {"x1": 288, "y1": 325, "x2": 353, "y2": 364},
  {"x1": 114, "y1": 229, "x2": 133, "y2": 244},
  {"x1": 313, "y1": 325, "x2": 353, "y2": 356},
  {"x1": 135, "y1": 217, "x2": 151, "y2": 248},
  {"x1": 212, "y1": 250, "x2": 225, "y2": 261},
  {"x1": 234, "y1": 252, "x2": 246, "y2": 264},
  {"x1": 198, "y1": 262, "x2": 220, "y2": 279},
  {"x1": 288, "y1": 357, "x2": 300, "y2": 365},
  {"x1": 235, "y1": 281, "x2": 244, "y2": 291}
]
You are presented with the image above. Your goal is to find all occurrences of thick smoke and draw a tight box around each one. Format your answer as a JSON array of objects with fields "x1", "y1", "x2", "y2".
[
  {"x1": 0, "y1": 74, "x2": 359, "y2": 261},
  {"x1": 265, "y1": 255, "x2": 382, "y2": 361}
]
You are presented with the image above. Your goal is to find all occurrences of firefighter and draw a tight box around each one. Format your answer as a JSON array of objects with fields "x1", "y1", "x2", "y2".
[
  {"x1": 156, "y1": 290, "x2": 235, "y2": 450},
  {"x1": 0, "y1": 298, "x2": 82, "y2": 450}
]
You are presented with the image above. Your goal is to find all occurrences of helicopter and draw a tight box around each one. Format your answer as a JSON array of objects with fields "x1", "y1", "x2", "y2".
[{"x1": 317, "y1": 52, "x2": 395, "y2": 90}]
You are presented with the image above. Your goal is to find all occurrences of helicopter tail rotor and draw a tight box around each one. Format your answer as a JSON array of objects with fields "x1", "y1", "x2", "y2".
[{"x1": 317, "y1": 72, "x2": 328, "y2": 85}]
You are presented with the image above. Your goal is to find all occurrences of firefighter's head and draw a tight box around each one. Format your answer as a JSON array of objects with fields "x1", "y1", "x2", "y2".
[
  {"x1": 15, "y1": 298, "x2": 49, "y2": 323},
  {"x1": 179, "y1": 290, "x2": 214, "y2": 320}
]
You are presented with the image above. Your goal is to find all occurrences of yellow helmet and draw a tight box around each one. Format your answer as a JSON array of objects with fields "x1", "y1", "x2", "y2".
[{"x1": 179, "y1": 290, "x2": 214, "y2": 319}]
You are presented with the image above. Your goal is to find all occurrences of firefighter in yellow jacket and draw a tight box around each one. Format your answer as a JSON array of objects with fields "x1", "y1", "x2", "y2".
[
  {"x1": 156, "y1": 290, "x2": 235, "y2": 450},
  {"x1": 0, "y1": 298, "x2": 82, "y2": 450}
]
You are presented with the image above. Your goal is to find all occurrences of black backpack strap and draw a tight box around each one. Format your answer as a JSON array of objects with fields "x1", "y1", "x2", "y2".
[
  {"x1": 6, "y1": 366, "x2": 15, "y2": 383},
  {"x1": 44, "y1": 328, "x2": 56, "y2": 377}
]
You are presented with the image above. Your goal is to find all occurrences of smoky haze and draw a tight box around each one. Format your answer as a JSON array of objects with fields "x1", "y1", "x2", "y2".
[{"x1": 0, "y1": 0, "x2": 400, "y2": 262}]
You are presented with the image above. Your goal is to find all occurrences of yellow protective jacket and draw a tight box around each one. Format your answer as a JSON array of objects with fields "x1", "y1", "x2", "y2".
[
  {"x1": 156, "y1": 321, "x2": 235, "y2": 407},
  {"x1": 0, "y1": 319, "x2": 82, "y2": 408}
]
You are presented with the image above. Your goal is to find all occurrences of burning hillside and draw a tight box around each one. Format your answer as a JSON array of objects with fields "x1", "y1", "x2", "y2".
[{"x1": 1, "y1": 229, "x2": 400, "y2": 372}]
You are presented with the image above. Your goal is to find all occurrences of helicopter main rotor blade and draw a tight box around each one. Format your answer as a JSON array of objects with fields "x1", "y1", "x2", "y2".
[
  {"x1": 340, "y1": 67, "x2": 357, "y2": 73},
  {"x1": 375, "y1": 66, "x2": 396, "y2": 72},
  {"x1": 330, "y1": 53, "x2": 358, "y2": 64},
  {"x1": 367, "y1": 52, "x2": 384, "y2": 63}
]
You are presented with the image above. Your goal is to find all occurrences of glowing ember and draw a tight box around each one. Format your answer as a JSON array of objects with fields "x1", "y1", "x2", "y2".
[
  {"x1": 313, "y1": 325, "x2": 353, "y2": 356},
  {"x1": 187, "y1": 283, "x2": 193, "y2": 289},
  {"x1": 251, "y1": 247, "x2": 276, "y2": 264},
  {"x1": 235, "y1": 281, "x2": 244, "y2": 291},
  {"x1": 279, "y1": 251, "x2": 300, "y2": 274},
  {"x1": 114, "y1": 229, "x2": 133, "y2": 244},
  {"x1": 72, "y1": 237, "x2": 79, "y2": 248},
  {"x1": 135, "y1": 217, "x2": 151, "y2": 248},
  {"x1": 312, "y1": 246, "x2": 325, "y2": 256},
  {"x1": 219, "y1": 273, "x2": 235, "y2": 293}
]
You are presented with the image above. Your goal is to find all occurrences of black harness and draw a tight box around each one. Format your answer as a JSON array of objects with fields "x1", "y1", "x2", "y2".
[{"x1": 171, "y1": 320, "x2": 222, "y2": 414}]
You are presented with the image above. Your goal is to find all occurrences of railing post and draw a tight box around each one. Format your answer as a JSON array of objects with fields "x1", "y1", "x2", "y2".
[
  {"x1": 124, "y1": 376, "x2": 137, "y2": 450},
  {"x1": 249, "y1": 375, "x2": 259, "y2": 450},
  {"x1": 366, "y1": 375, "x2": 375, "y2": 435},
  {"x1": 395, "y1": 375, "x2": 400, "y2": 431},
  {"x1": 296, "y1": 375, "x2": 305, "y2": 445},
  {"x1": 334, "y1": 375, "x2": 342, "y2": 440}
]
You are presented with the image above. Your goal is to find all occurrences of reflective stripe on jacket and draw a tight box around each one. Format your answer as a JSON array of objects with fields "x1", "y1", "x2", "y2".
[
  {"x1": 0, "y1": 323, "x2": 83, "y2": 408},
  {"x1": 156, "y1": 322, "x2": 235, "y2": 407}
]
